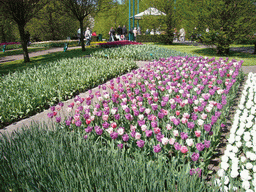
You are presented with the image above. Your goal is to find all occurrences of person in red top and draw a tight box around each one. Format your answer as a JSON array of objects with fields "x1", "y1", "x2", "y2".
[{"x1": 92, "y1": 32, "x2": 97, "y2": 36}]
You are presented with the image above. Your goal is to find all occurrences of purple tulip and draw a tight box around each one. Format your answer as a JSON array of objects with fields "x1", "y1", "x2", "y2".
[
  {"x1": 191, "y1": 153, "x2": 200, "y2": 161},
  {"x1": 180, "y1": 132, "x2": 188, "y2": 140},
  {"x1": 204, "y1": 124, "x2": 211, "y2": 132},
  {"x1": 117, "y1": 144, "x2": 123, "y2": 149},
  {"x1": 153, "y1": 144, "x2": 161, "y2": 153},
  {"x1": 75, "y1": 120, "x2": 82, "y2": 127},
  {"x1": 137, "y1": 140, "x2": 145, "y2": 148},
  {"x1": 204, "y1": 140, "x2": 211, "y2": 148},
  {"x1": 145, "y1": 130, "x2": 153, "y2": 137},
  {"x1": 196, "y1": 143, "x2": 205, "y2": 151},
  {"x1": 187, "y1": 122, "x2": 195, "y2": 129},
  {"x1": 122, "y1": 134, "x2": 129, "y2": 142},
  {"x1": 110, "y1": 132, "x2": 118, "y2": 140}
]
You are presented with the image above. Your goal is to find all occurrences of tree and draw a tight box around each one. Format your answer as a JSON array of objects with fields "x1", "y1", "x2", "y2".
[
  {"x1": 61, "y1": 0, "x2": 101, "y2": 51},
  {"x1": 0, "y1": 0, "x2": 49, "y2": 62},
  {"x1": 26, "y1": 0, "x2": 80, "y2": 41},
  {"x1": 200, "y1": 0, "x2": 256, "y2": 55}
]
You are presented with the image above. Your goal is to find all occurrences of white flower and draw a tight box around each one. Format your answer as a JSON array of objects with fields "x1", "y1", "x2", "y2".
[
  {"x1": 240, "y1": 169, "x2": 252, "y2": 181},
  {"x1": 236, "y1": 141, "x2": 242, "y2": 148},
  {"x1": 242, "y1": 180, "x2": 250, "y2": 190},
  {"x1": 230, "y1": 169, "x2": 239, "y2": 178},
  {"x1": 221, "y1": 155, "x2": 229, "y2": 163},
  {"x1": 243, "y1": 132, "x2": 251, "y2": 142},
  {"x1": 246, "y1": 163, "x2": 253, "y2": 170},
  {"x1": 186, "y1": 139, "x2": 194, "y2": 146},
  {"x1": 246, "y1": 142, "x2": 253, "y2": 148},
  {"x1": 223, "y1": 176, "x2": 229, "y2": 185},
  {"x1": 235, "y1": 135, "x2": 241, "y2": 141},
  {"x1": 241, "y1": 156, "x2": 247, "y2": 163},
  {"x1": 217, "y1": 169, "x2": 225, "y2": 177},
  {"x1": 162, "y1": 137, "x2": 169, "y2": 145},
  {"x1": 221, "y1": 162, "x2": 229, "y2": 171},
  {"x1": 253, "y1": 165, "x2": 256, "y2": 172},
  {"x1": 232, "y1": 146, "x2": 238, "y2": 154}
]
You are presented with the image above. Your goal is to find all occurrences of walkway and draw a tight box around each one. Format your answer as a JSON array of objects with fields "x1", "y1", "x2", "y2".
[{"x1": 0, "y1": 46, "x2": 81, "y2": 63}]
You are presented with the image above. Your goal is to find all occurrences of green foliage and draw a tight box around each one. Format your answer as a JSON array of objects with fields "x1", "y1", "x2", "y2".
[
  {"x1": 0, "y1": 57, "x2": 137, "y2": 127},
  {"x1": 91, "y1": 44, "x2": 198, "y2": 60},
  {"x1": 0, "y1": 124, "x2": 217, "y2": 191},
  {"x1": 26, "y1": 0, "x2": 80, "y2": 41},
  {"x1": 31, "y1": 41, "x2": 79, "y2": 48},
  {"x1": 137, "y1": 34, "x2": 174, "y2": 44}
]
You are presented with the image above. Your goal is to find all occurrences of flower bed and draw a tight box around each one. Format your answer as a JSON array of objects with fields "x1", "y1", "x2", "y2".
[
  {"x1": 92, "y1": 44, "x2": 198, "y2": 61},
  {"x1": 216, "y1": 72, "x2": 256, "y2": 192},
  {"x1": 0, "y1": 42, "x2": 21, "y2": 50},
  {"x1": 0, "y1": 58, "x2": 137, "y2": 128},
  {"x1": 50, "y1": 56, "x2": 243, "y2": 176},
  {"x1": 97, "y1": 40, "x2": 142, "y2": 48}
]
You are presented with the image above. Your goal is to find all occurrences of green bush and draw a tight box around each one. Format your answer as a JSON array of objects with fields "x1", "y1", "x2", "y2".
[
  {"x1": 0, "y1": 124, "x2": 218, "y2": 192},
  {"x1": 137, "y1": 34, "x2": 174, "y2": 44}
]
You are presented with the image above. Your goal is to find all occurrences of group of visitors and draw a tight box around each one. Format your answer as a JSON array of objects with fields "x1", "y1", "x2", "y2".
[
  {"x1": 77, "y1": 27, "x2": 93, "y2": 46},
  {"x1": 109, "y1": 25, "x2": 128, "y2": 42}
]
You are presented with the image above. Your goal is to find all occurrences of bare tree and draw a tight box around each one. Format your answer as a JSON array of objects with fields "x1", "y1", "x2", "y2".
[
  {"x1": 0, "y1": 0, "x2": 48, "y2": 62},
  {"x1": 61, "y1": 0, "x2": 100, "y2": 51}
]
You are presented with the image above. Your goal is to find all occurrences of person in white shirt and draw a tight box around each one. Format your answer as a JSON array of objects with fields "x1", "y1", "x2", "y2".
[
  {"x1": 179, "y1": 28, "x2": 185, "y2": 42},
  {"x1": 133, "y1": 27, "x2": 138, "y2": 41},
  {"x1": 85, "y1": 27, "x2": 91, "y2": 46}
]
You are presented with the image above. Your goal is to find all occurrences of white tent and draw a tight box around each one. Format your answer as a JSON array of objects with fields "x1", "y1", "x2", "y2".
[{"x1": 130, "y1": 7, "x2": 166, "y2": 20}]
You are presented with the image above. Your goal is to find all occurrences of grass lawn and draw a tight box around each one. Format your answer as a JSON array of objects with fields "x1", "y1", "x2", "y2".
[
  {"x1": 159, "y1": 43, "x2": 256, "y2": 66},
  {"x1": 0, "y1": 47, "x2": 103, "y2": 76}
]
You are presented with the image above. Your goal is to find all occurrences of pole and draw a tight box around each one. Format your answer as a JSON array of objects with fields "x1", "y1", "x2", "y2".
[
  {"x1": 129, "y1": 0, "x2": 131, "y2": 40},
  {"x1": 137, "y1": 0, "x2": 139, "y2": 28},
  {"x1": 133, "y1": 0, "x2": 135, "y2": 30}
]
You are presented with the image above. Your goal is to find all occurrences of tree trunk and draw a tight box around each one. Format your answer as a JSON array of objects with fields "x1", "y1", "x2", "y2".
[
  {"x1": 18, "y1": 23, "x2": 30, "y2": 62},
  {"x1": 80, "y1": 20, "x2": 85, "y2": 51},
  {"x1": 254, "y1": 43, "x2": 256, "y2": 54}
]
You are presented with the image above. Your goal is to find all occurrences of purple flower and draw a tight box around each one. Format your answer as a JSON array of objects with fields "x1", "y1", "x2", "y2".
[
  {"x1": 137, "y1": 140, "x2": 145, "y2": 148},
  {"x1": 124, "y1": 107, "x2": 130, "y2": 113},
  {"x1": 187, "y1": 122, "x2": 195, "y2": 129},
  {"x1": 84, "y1": 113, "x2": 90, "y2": 119},
  {"x1": 55, "y1": 117, "x2": 61, "y2": 123},
  {"x1": 204, "y1": 124, "x2": 211, "y2": 132},
  {"x1": 139, "y1": 107, "x2": 145, "y2": 113},
  {"x1": 189, "y1": 169, "x2": 195, "y2": 176},
  {"x1": 96, "y1": 111, "x2": 102, "y2": 117},
  {"x1": 180, "y1": 132, "x2": 188, "y2": 140},
  {"x1": 47, "y1": 112, "x2": 54, "y2": 118},
  {"x1": 95, "y1": 128, "x2": 103, "y2": 135},
  {"x1": 50, "y1": 106, "x2": 55, "y2": 111},
  {"x1": 151, "y1": 121, "x2": 158, "y2": 128},
  {"x1": 110, "y1": 132, "x2": 118, "y2": 140},
  {"x1": 151, "y1": 104, "x2": 158, "y2": 111},
  {"x1": 171, "y1": 104, "x2": 176, "y2": 110},
  {"x1": 156, "y1": 133, "x2": 164, "y2": 142},
  {"x1": 138, "y1": 120, "x2": 145, "y2": 126},
  {"x1": 191, "y1": 153, "x2": 200, "y2": 161},
  {"x1": 196, "y1": 143, "x2": 205, "y2": 151},
  {"x1": 131, "y1": 131, "x2": 136, "y2": 138},
  {"x1": 122, "y1": 134, "x2": 129, "y2": 142},
  {"x1": 191, "y1": 113, "x2": 198, "y2": 121},
  {"x1": 153, "y1": 144, "x2": 161, "y2": 153},
  {"x1": 173, "y1": 118, "x2": 180, "y2": 126},
  {"x1": 134, "y1": 110, "x2": 139, "y2": 116},
  {"x1": 83, "y1": 135, "x2": 88, "y2": 140},
  {"x1": 75, "y1": 120, "x2": 82, "y2": 127},
  {"x1": 58, "y1": 102, "x2": 64, "y2": 107},
  {"x1": 85, "y1": 126, "x2": 93, "y2": 133},
  {"x1": 174, "y1": 142, "x2": 181, "y2": 151},
  {"x1": 125, "y1": 114, "x2": 133, "y2": 121},
  {"x1": 209, "y1": 131, "x2": 213, "y2": 136},
  {"x1": 158, "y1": 112, "x2": 164, "y2": 119},
  {"x1": 145, "y1": 130, "x2": 153, "y2": 137},
  {"x1": 204, "y1": 140, "x2": 211, "y2": 148},
  {"x1": 211, "y1": 116, "x2": 218, "y2": 124},
  {"x1": 102, "y1": 122, "x2": 110, "y2": 129},
  {"x1": 117, "y1": 144, "x2": 123, "y2": 149},
  {"x1": 114, "y1": 114, "x2": 120, "y2": 120},
  {"x1": 65, "y1": 120, "x2": 71, "y2": 126},
  {"x1": 215, "y1": 111, "x2": 221, "y2": 117}
]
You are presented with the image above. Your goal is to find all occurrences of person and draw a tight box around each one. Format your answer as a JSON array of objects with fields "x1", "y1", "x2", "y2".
[
  {"x1": 138, "y1": 26, "x2": 141, "y2": 35},
  {"x1": 150, "y1": 29, "x2": 154, "y2": 35},
  {"x1": 25, "y1": 31, "x2": 30, "y2": 46},
  {"x1": 173, "y1": 28, "x2": 178, "y2": 41},
  {"x1": 85, "y1": 27, "x2": 91, "y2": 46},
  {"x1": 179, "y1": 28, "x2": 185, "y2": 42},
  {"x1": 92, "y1": 32, "x2": 97, "y2": 36},
  {"x1": 117, "y1": 25, "x2": 122, "y2": 41},
  {"x1": 109, "y1": 27, "x2": 115, "y2": 42},
  {"x1": 77, "y1": 28, "x2": 81, "y2": 45},
  {"x1": 133, "y1": 27, "x2": 138, "y2": 41},
  {"x1": 122, "y1": 25, "x2": 127, "y2": 40},
  {"x1": 206, "y1": 27, "x2": 209, "y2": 33},
  {"x1": 145, "y1": 29, "x2": 150, "y2": 35}
]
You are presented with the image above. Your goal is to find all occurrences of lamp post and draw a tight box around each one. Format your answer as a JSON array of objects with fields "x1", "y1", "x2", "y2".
[{"x1": 129, "y1": 0, "x2": 139, "y2": 41}]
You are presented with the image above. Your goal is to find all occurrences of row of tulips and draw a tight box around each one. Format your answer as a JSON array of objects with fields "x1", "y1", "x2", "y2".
[
  {"x1": 91, "y1": 44, "x2": 198, "y2": 61},
  {"x1": 49, "y1": 56, "x2": 243, "y2": 176},
  {"x1": 97, "y1": 40, "x2": 142, "y2": 48},
  {"x1": 0, "y1": 58, "x2": 137, "y2": 128},
  {"x1": 216, "y1": 72, "x2": 256, "y2": 192}
]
